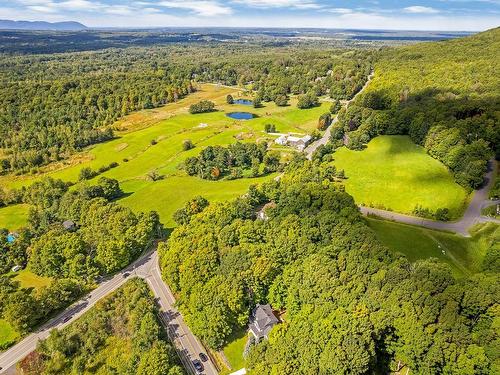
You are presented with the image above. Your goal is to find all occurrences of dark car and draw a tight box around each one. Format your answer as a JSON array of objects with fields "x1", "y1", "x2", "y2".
[
  {"x1": 199, "y1": 352, "x2": 209, "y2": 362},
  {"x1": 192, "y1": 359, "x2": 204, "y2": 373},
  {"x1": 123, "y1": 272, "x2": 130, "y2": 278},
  {"x1": 63, "y1": 316, "x2": 71, "y2": 323}
]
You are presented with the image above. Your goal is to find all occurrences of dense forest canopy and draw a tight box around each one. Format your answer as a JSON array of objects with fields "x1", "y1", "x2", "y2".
[
  {"x1": 17, "y1": 279, "x2": 185, "y2": 375},
  {"x1": 332, "y1": 28, "x2": 500, "y2": 189},
  {"x1": 159, "y1": 159, "x2": 499, "y2": 374},
  {"x1": 0, "y1": 177, "x2": 160, "y2": 336},
  {"x1": 0, "y1": 44, "x2": 371, "y2": 175}
]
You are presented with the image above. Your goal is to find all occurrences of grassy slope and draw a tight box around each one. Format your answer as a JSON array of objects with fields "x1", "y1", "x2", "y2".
[
  {"x1": 368, "y1": 218, "x2": 498, "y2": 276},
  {"x1": 0, "y1": 204, "x2": 30, "y2": 231},
  {"x1": 0, "y1": 84, "x2": 328, "y2": 228},
  {"x1": 334, "y1": 135, "x2": 468, "y2": 217},
  {"x1": 0, "y1": 319, "x2": 19, "y2": 348}
]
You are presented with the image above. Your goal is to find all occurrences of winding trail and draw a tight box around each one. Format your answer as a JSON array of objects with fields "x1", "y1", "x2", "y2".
[{"x1": 360, "y1": 159, "x2": 499, "y2": 237}]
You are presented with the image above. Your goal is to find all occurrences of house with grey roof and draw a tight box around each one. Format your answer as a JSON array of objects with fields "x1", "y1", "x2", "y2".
[
  {"x1": 249, "y1": 304, "x2": 279, "y2": 341},
  {"x1": 62, "y1": 220, "x2": 77, "y2": 231}
]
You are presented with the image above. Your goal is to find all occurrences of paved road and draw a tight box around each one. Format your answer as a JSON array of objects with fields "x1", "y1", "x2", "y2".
[
  {"x1": 361, "y1": 159, "x2": 499, "y2": 236},
  {"x1": 305, "y1": 70, "x2": 374, "y2": 159},
  {"x1": 0, "y1": 249, "x2": 218, "y2": 375}
]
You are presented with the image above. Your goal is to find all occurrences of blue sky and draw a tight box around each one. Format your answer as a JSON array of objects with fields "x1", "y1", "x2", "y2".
[{"x1": 1, "y1": 0, "x2": 499, "y2": 30}]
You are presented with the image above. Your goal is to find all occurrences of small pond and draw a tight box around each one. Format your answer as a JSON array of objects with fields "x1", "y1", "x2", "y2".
[
  {"x1": 226, "y1": 112, "x2": 255, "y2": 120},
  {"x1": 234, "y1": 99, "x2": 253, "y2": 106}
]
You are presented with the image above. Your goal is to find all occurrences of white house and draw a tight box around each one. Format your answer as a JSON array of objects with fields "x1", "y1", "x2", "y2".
[
  {"x1": 249, "y1": 304, "x2": 279, "y2": 341},
  {"x1": 274, "y1": 134, "x2": 312, "y2": 151}
]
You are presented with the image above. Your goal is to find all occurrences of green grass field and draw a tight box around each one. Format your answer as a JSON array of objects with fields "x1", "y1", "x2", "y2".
[
  {"x1": 0, "y1": 204, "x2": 30, "y2": 231},
  {"x1": 334, "y1": 135, "x2": 469, "y2": 218},
  {"x1": 12, "y1": 269, "x2": 52, "y2": 290},
  {"x1": 222, "y1": 330, "x2": 247, "y2": 372},
  {"x1": 0, "y1": 319, "x2": 19, "y2": 349},
  {"x1": 368, "y1": 218, "x2": 498, "y2": 276},
  {"x1": 0, "y1": 84, "x2": 328, "y2": 228}
]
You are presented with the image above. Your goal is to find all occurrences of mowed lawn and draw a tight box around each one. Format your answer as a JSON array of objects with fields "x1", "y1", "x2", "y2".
[
  {"x1": 0, "y1": 204, "x2": 30, "y2": 231},
  {"x1": 334, "y1": 136, "x2": 469, "y2": 218},
  {"x1": 368, "y1": 218, "x2": 498, "y2": 276},
  {"x1": 222, "y1": 329, "x2": 248, "y2": 372},
  {"x1": 0, "y1": 84, "x2": 328, "y2": 228}
]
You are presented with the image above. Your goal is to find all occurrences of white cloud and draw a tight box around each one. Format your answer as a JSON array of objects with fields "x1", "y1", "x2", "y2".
[
  {"x1": 158, "y1": 1, "x2": 232, "y2": 16},
  {"x1": 328, "y1": 8, "x2": 353, "y2": 14},
  {"x1": 232, "y1": 0, "x2": 321, "y2": 9},
  {"x1": 404, "y1": 6, "x2": 440, "y2": 14}
]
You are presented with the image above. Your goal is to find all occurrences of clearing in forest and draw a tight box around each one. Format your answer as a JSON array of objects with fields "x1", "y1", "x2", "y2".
[{"x1": 333, "y1": 135, "x2": 469, "y2": 218}]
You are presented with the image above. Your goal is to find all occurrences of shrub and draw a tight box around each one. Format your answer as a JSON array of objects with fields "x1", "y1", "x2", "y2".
[
  {"x1": 189, "y1": 100, "x2": 215, "y2": 114},
  {"x1": 183, "y1": 139, "x2": 194, "y2": 151}
]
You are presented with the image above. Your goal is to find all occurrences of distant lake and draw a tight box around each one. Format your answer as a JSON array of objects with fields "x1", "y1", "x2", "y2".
[
  {"x1": 226, "y1": 112, "x2": 255, "y2": 120},
  {"x1": 234, "y1": 99, "x2": 253, "y2": 106}
]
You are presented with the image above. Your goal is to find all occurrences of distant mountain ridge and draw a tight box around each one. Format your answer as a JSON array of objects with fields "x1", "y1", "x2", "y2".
[{"x1": 0, "y1": 19, "x2": 87, "y2": 31}]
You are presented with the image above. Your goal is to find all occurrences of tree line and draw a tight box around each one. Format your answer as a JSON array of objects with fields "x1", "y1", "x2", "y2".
[
  {"x1": 0, "y1": 177, "x2": 161, "y2": 336},
  {"x1": 0, "y1": 44, "x2": 372, "y2": 174},
  {"x1": 17, "y1": 278, "x2": 185, "y2": 375},
  {"x1": 332, "y1": 28, "x2": 499, "y2": 189},
  {"x1": 159, "y1": 156, "x2": 499, "y2": 374}
]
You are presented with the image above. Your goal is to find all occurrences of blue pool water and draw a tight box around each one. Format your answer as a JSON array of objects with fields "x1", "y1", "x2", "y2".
[
  {"x1": 234, "y1": 99, "x2": 253, "y2": 106},
  {"x1": 7, "y1": 234, "x2": 15, "y2": 243},
  {"x1": 226, "y1": 112, "x2": 255, "y2": 120}
]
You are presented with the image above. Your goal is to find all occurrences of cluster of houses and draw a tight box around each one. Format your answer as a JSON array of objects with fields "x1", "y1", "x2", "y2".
[{"x1": 274, "y1": 134, "x2": 312, "y2": 151}]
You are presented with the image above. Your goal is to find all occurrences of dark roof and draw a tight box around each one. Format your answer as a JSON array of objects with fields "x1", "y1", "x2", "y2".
[
  {"x1": 249, "y1": 304, "x2": 279, "y2": 339},
  {"x1": 62, "y1": 220, "x2": 76, "y2": 230}
]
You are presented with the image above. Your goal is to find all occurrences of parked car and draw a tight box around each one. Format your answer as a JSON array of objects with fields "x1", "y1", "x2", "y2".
[
  {"x1": 192, "y1": 359, "x2": 204, "y2": 373},
  {"x1": 199, "y1": 352, "x2": 209, "y2": 362}
]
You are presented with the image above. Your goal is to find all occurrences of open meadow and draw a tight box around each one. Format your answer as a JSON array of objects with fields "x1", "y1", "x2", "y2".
[
  {"x1": 0, "y1": 84, "x2": 329, "y2": 229},
  {"x1": 368, "y1": 218, "x2": 498, "y2": 276},
  {"x1": 334, "y1": 135, "x2": 469, "y2": 218}
]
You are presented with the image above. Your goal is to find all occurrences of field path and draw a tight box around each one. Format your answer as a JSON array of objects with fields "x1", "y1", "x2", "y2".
[{"x1": 361, "y1": 160, "x2": 499, "y2": 236}]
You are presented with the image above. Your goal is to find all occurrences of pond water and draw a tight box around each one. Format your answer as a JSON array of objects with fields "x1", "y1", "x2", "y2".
[
  {"x1": 226, "y1": 112, "x2": 255, "y2": 120},
  {"x1": 234, "y1": 99, "x2": 253, "y2": 106}
]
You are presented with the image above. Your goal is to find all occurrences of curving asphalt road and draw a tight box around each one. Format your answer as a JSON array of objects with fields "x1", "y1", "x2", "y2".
[
  {"x1": 0, "y1": 249, "x2": 218, "y2": 375},
  {"x1": 304, "y1": 71, "x2": 374, "y2": 160},
  {"x1": 360, "y1": 159, "x2": 499, "y2": 236}
]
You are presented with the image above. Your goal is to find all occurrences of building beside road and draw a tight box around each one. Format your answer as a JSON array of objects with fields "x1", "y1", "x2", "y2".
[
  {"x1": 249, "y1": 304, "x2": 279, "y2": 341},
  {"x1": 274, "y1": 134, "x2": 312, "y2": 151}
]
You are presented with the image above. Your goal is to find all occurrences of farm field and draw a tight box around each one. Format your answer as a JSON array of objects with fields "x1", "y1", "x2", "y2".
[
  {"x1": 367, "y1": 218, "x2": 498, "y2": 276},
  {"x1": 334, "y1": 135, "x2": 469, "y2": 218},
  {"x1": 0, "y1": 84, "x2": 329, "y2": 229}
]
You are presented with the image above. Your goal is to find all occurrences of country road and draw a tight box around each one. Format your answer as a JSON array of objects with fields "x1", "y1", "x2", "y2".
[
  {"x1": 304, "y1": 70, "x2": 374, "y2": 159},
  {"x1": 0, "y1": 249, "x2": 218, "y2": 375},
  {"x1": 361, "y1": 159, "x2": 499, "y2": 236}
]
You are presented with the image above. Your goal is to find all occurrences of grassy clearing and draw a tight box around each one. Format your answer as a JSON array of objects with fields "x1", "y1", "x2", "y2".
[
  {"x1": 334, "y1": 135, "x2": 469, "y2": 218},
  {"x1": 12, "y1": 269, "x2": 52, "y2": 291},
  {"x1": 0, "y1": 84, "x2": 327, "y2": 228},
  {"x1": 0, "y1": 204, "x2": 30, "y2": 231},
  {"x1": 367, "y1": 218, "x2": 498, "y2": 276},
  {"x1": 222, "y1": 329, "x2": 248, "y2": 372},
  {"x1": 0, "y1": 319, "x2": 19, "y2": 349}
]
